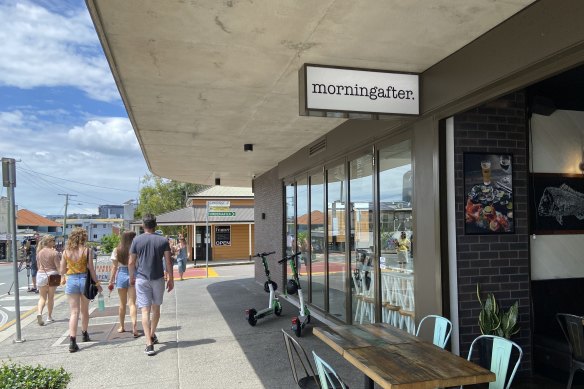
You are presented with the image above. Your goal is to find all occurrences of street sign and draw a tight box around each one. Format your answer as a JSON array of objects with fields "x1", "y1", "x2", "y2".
[
  {"x1": 208, "y1": 201, "x2": 230, "y2": 212},
  {"x1": 208, "y1": 212, "x2": 236, "y2": 217}
]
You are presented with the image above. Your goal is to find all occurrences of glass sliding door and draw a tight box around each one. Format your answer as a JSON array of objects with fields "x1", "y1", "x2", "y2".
[
  {"x1": 285, "y1": 183, "x2": 295, "y2": 282},
  {"x1": 349, "y1": 152, "x2": 374, "y2": 324},
  {"x1": 378, "y1": 140, "x2": 415, "y2": 332},
  {"x1": 310, "y1": 172, "x2": 325, "y2": 310},
  {"x1": 327, "y1": 163, "x2": 346, "y2": 321},
  {"x1": 296, "y1": 177, "x2": 309, "y2": 288}
]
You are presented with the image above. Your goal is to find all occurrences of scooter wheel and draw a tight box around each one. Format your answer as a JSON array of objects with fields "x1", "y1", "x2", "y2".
[
  {"x1": 247, "y1": 309, "x2": 257, "y2": 326},
  {"x1": 275, "y1": 303, "x2": 283, "y2": 316},
  {"x1": 294, "y1": 320, "x2": 302, "y2": 337}
]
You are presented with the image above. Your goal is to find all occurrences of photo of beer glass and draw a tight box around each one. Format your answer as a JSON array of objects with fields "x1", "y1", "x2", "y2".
[{"x1": 481, "y1": 160, "x2": 491, "y2": 185}]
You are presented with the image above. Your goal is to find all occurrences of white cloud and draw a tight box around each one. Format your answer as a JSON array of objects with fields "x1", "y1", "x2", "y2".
[
  {"x1": 0, "y1": 110, "x2": 146, "y2": 215},
  {"x1": 0, "y1": 1, "x2": 119, "y2": 102},
  {"x1": 68, "y1": 117, "x2": 140, "y2": 156}
]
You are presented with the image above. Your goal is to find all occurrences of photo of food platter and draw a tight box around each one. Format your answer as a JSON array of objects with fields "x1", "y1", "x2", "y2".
[{"x1": 464, "y1": 153, "x2": 514, "y2": 234}]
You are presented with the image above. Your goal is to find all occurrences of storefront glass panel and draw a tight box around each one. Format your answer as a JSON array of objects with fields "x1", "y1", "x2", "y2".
[
  {"x1": 378, "y1": 140, "x2": 415, "y2": 332},
  {"x1": 349, "y1": 152, "x2": 375, "y2": 324},
  {"x1": 310, "y1": 172, "x2": 325, "y2": 310},
  {"x1": 296, "y1": 178, "x2": 309, "y2": 289},
  {"x1": 327, "y1": 164, "x2": 346, "y2": 321},
  {"x1": 285, "y1": 183, "x2": 295, "y2": 260}
]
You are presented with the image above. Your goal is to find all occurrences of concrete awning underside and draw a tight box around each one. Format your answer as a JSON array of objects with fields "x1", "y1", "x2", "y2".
[{"x1": 87, "y1": 0, "x2": 535, "y2": 186}]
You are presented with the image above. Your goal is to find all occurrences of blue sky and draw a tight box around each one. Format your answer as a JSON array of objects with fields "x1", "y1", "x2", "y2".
[{"x1": 0, "y1": 0, "x2": 148, "y2": 216}]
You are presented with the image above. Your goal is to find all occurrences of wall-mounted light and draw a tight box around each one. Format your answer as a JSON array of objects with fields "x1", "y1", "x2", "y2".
[
  {"x1": 215, "y1": 178, "x2": 220, "y2": 185},
  {"x1": 244, "y1": 144, "x2": 253, "y2": 152}
]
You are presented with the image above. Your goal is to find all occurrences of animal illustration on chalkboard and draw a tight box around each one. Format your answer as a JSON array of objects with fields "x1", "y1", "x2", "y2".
[{"x1": 538, "y1": 183, "x2": 584, "y2": 225}]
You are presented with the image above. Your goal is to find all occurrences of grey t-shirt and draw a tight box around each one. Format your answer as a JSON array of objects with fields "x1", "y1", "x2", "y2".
[{"x1": 130, "y1": 233, "x2": 170, "y2": 280}]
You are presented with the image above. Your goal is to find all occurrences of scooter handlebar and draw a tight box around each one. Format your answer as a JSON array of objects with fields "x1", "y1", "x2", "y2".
[
  {"x1": 278, "y1": 252, "x2": 301, "y2": 264},
  {"x1": 252, "y1": 251, "x2": 276, "y2": 258}
]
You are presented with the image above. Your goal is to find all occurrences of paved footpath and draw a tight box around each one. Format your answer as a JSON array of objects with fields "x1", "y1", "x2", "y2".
[{"x1": 0, "y1": 264, "x2": 366, "y2": 389}]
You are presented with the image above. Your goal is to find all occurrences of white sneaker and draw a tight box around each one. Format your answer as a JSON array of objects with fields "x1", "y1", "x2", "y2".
[
  {"x1": 45, "y1": 318, "x2": 54, "y2": 324},
  {"x1": 36, "y1": 314, "x2": 44, "y2": 326}
]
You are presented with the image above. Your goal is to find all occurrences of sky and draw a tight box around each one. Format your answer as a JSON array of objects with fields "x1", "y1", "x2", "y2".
[{"x1": 0, "y1": 0, "x2": 148, "y2": 217}]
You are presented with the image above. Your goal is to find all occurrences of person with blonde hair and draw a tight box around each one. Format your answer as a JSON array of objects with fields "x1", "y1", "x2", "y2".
[
  {"x1": 108, "y1": 231, "x2": 139, "y2": 337},
  {"x1": 35, "y1": 234, "x2": 61, "y2": 326},
  {"x1": 60, "y1": 227, "x2": 102, "y2": 353}
]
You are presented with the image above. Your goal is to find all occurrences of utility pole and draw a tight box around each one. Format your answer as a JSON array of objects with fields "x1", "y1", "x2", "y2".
[
  {"x1": 59, "y1": 194, "x2": 76, "y2": 245},
  {"x1": 2, "y1": 157, "x2": 24, "y2": 342}
]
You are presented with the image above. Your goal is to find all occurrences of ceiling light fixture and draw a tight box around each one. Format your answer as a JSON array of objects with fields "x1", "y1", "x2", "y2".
[{"x1": 244, "y1": 144, "x2": 253, "y2": 152}]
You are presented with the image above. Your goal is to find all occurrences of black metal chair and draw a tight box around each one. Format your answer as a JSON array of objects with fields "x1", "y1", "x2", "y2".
[
  {"x1": 282, "y1": 329, "x2": 320, "y2": 388},
  {"x1": 556, "y1": 313, "x2": 584, "y2": 389}
]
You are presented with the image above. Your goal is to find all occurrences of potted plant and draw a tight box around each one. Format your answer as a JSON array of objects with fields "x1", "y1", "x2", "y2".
[
  {"x1": 477, "y1": 284, "x2": 520, "y2": 339},
  {"x1": 476, "y1": 284, "x2": 520, "y2": 366}
]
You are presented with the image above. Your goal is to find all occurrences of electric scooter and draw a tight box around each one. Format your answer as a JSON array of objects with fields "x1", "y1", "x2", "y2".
[
  {"x1": 245, "y1": 251, "x2": 282, "y2": 326},
  {"x1": 279, "y1": 252, "x2": 311, "y2": 337}
]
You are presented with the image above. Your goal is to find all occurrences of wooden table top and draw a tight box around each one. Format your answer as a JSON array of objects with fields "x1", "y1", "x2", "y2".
[{"x1": 314, "y1": 323, "x2": 495, "y2": 389}]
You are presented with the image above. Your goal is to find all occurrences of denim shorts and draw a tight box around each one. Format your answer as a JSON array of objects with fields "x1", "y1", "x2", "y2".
[
  {"x1": 136, "y1": 277, "x2": 165, "y2": 308},
  {"x1": 116, "y1": 267, "x2": 130, "y2": 289},
  {"x1": 65, "y1": 273, "x2": 87, "y2": 295}
]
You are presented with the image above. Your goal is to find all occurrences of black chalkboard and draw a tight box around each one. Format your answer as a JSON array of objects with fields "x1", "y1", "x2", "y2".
[
  {"x1": 530, "y1": 173, "x2": 584, "y2": 234},
  {"x1": 214, "y1": 225, "x2": 231, "y2": 246}
]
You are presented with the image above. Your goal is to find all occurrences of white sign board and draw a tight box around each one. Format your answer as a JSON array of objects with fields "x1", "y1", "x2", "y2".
[
  {"x1": 300, "y1": 64, "x2": 419, "y2": 116},
  {"x1": 208, "y1": 201, "x2": 230, "y2": 212}
]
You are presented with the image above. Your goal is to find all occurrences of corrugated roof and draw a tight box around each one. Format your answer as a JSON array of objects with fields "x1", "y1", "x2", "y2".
[
  {"x1": 190, "y1": 186, "x2": 253, "y2": 198},
  {"x1": 17, "y1": 209, "x2": 60, "y2": 227},
  {"x1": 152, "y1": 206, "x2": 254, "y2": 225}
]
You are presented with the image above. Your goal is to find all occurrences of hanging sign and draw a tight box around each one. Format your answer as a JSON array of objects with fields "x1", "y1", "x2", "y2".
[
  {"x1": 299, "y1": 64, "x2": 419, "y2": 116},
  {"x1": 214, "y1": 225, "x2": 231, "y2": 246}
]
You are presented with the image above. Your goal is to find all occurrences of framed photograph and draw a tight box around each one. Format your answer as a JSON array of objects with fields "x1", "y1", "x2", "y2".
[
  {"x1": 530, "y1": 173, "x2": 584, "y2": 234},
  {"x1": 463, "y1": 152, "x2": 514, "y2": 234}
]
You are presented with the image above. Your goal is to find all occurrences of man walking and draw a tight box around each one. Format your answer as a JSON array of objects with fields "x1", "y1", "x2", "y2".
[{"x1": 129, "y1": 214, "x2": 174, "y2": 356}]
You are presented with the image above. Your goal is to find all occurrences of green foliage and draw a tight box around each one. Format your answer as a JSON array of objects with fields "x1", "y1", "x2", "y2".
[
  {"x1": 135, "y1": 175, "x2": 208, "y2": 234},
  {"x1": 101, "y1": 233, "x2": 121, "y2": 255},
  {"x1": 477, "y1": 284, "x2": 520, "y2": 339},
  {"x1": 0, "y1": 361, "x2": 71, "y2": 389}
]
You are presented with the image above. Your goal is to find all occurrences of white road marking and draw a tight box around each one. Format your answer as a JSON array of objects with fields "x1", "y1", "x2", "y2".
[
  {"x1": 0, "y1": 283, "x2": 5, "y2": 286},
  {"x1": 3, "y1": 306, "x2": 36, "y2": 312},
  {"x1": 0, "y1": 309, "x2": 7, "y2": 327},
  {"x1": 0, "y1": 295, "x2": 39, "y2": 301}
]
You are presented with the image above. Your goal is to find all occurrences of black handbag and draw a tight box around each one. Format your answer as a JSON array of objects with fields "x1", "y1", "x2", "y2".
[{"x1": 83, "y1": 249, "x2": 99, "y2": 300}]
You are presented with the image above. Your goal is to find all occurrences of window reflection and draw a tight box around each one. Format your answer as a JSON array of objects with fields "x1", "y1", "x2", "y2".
[
  {"x1": 310, "y1": 173, "x2": 325, "y2": 310},
  {"x1": 296, "y1": 178, "x2": 309, "y2": 290},
  {"x1": 327, "y1": 164, "x2": 346, "y2": 321},
  {"x1": 349, "y1": 153, "x2": 374, "y2": 324},
  {"x1": 379, "y1": 140, "x2": 415, "y2": 333}
]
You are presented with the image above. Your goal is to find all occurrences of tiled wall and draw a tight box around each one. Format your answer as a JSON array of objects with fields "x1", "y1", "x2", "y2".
[
  {"x1": 253, "y1": 167, "x2": 285, "y2": 286},
  {"x1": 454, "y1": 91, "x2": 531, "y2": 373}
]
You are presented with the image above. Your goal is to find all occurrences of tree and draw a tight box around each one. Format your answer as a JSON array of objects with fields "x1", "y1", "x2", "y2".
[
  {"x1": 101, "y1": 233, "x2": 120, "y2": 255},
  {"x1": 135, "y1": 175, "x2": 208, "y2": 235}
]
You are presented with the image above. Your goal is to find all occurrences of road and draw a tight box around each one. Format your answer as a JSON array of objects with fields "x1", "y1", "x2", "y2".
[{"x1": 0, "y1": 260, "x2": 38, "y2": 329}]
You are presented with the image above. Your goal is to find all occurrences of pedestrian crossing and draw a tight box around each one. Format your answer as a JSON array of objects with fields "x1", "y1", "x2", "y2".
[{"x1": 0, "y1": 288, "x2": 43, "y2": 329}]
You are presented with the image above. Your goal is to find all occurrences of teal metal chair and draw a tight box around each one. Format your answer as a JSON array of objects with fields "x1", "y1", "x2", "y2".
[
  {"x1": 312, "y1": 351, "x2": 349, "y2": 389},
  {"x1": 281, "y1": 329, "x2": 320, "y2": 388},
  {"x1": 464, "y1": 335, "x2": 522, "y2": 389},
  {"x1": 556, "y1": 313, "x2": 584, "y2": 389},
  {"x1": 415, "y1": 314, "x2": 452, "y2": 349}
]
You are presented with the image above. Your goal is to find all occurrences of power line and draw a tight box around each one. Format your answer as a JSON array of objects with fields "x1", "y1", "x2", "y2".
[
  {"x1": 18, "y1": 164, "x2": 138, "y2": 193},
  {"x1": 16, "y1": 166, "x2": 118, "y2": 204}
]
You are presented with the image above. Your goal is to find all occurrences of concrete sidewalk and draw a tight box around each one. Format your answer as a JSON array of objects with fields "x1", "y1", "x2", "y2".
[{"x1": 0, "y1": 265, "x2": 367, "y2": 388}]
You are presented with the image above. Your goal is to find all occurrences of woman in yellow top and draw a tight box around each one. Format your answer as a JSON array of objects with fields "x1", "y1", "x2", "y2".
[
  {"x1": 59, "y1": 227, "x2": 102, "y2": 353},
  {"x1": 35, "y1": 235, "x2": 61, "y2": 326},
  {"x1": 396, "y1": 231, "x2": 411, "y2": 264}
]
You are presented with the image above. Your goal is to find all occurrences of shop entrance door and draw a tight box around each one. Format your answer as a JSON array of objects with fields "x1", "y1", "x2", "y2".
[{"x1": 195, "y1": 226, "x2": 212, "y2": 262}]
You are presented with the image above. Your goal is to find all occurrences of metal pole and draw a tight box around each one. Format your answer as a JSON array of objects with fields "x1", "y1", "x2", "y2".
[
  {"x1": 3, "y1": 158, "x2": 24, "y2": 342},
  {"x1": 205, "y1": 202, "x2": 209, "y2": 278}
]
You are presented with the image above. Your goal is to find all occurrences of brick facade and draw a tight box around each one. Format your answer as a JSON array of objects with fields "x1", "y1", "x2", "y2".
[
  {"x1": 253, "y1": 167, "x2": 286, "y2": 287},
  {"x1": 454, "y1": 91, "x2": 532, "y2": 373}
]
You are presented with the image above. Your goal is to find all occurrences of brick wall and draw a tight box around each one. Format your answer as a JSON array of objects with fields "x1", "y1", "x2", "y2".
[
  {"x1": 454, "y1": 91, "x2": 532, "y2": 373},
  {"x1": 253, "y1": 167, "x2": 285, "y2": 286}
]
